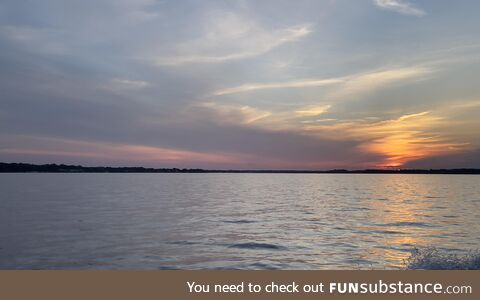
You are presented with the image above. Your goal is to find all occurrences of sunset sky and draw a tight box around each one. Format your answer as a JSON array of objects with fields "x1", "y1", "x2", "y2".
[{"x1": 1, "y1": 0, "x2": 480, "y2": 169}]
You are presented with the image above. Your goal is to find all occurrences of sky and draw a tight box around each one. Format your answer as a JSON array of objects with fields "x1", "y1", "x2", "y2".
[{"x1": 1, "y1": 0, "x2": 480, "y2": 169}]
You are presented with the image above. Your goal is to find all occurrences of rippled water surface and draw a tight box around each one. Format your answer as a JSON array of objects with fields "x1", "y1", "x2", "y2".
[{"x1": 1, "y1": 173, "x2": 479, "y2": 269}]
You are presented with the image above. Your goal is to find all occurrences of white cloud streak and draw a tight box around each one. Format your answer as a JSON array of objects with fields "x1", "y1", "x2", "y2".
[
  {"x1": 212, "y1": 66, "x2": 432, "y2": 97},
  {"x1": 329, "y1": 66, "x2": 432, "y2": 99},
  {"x1": 373, "y1": 0, "x2": 425, "y2": 16},
  {"x1": 295, "y1": 105, "x2": 331, "y2": 117},
  {"x1": 199, "y1": 102, "x2": 272, "y2": 124},
  {"x1": 213, "y1": 78, "x2": 344, "y2": 96},
  {"x1": 110, "y1": 78, "x2": 150, "y2": 89},
  {"x1": 155, "y1": 12, "x2": 312, "y2": 65}
]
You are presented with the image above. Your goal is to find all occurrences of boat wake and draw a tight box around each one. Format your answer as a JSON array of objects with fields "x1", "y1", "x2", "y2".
[{"x1": 405, "y1": 247, "x2": 480, "y2": 270}]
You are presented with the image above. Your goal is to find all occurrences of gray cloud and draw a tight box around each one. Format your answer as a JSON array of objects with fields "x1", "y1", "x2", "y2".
[{"x1": 405, "y1": 149, "x2": 480, "y2": 169}]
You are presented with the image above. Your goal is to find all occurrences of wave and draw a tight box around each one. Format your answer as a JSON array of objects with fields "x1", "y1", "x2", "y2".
[
  {"x1": 229, "y1": 242, "x2": 286, "y2": 250},
  {"x1": 379, "y1": 221, "x2": 435, "y2": 228},
  {"x1": 405, "y1": 247, "x2": 480, "y2": 270},
  {"x1": 166, "y1": 240, "x2": 197, "y2": 245},
  {"x1": 222, "y1": 220, "x2": 257, "y2": 224},
  {"x1": 371, "y1": 230, "x2": 406, "y2": 235}
]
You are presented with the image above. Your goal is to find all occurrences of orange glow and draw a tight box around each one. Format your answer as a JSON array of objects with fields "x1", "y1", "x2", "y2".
[
  {"x1": 356, "y1": 113, "x2": 469, "y2": 167},
  {"x1": 303, "y1": 111, "x2": 470, "y2": 167}
]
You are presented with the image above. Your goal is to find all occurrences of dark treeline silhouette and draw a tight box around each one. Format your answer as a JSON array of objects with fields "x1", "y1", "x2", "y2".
[{"x1": 1, "y1": 162, "x2": 480, "y2": 174}]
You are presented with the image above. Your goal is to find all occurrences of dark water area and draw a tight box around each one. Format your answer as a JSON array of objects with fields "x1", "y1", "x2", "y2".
[{"x1": 0, "y1": 173, "x2": 479, "y2": 269}]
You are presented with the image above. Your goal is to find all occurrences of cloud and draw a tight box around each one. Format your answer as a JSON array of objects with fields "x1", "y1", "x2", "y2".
[
  {"x1": 154, "y1": 11, "x2": 312, "y2": 65},
  {"x1": 0, "y1": 136, "x2": 241, "y2": 167},
  {"x1": 0, "y1": 25, "x2": 66, "y2": 54},
  {"x1": 329, "y1": 67, "x2": 432, "y2": 100},
  {"x1": 213, "y1": 78, "x2": 344, "y2": 96},
  {"x1": 196, "y1": 102, "x2": 332, "y2": 131},
  {"x1": 295, "y1": 105, "x2": 331, "y2": 117},
  {"x1": 397, "y1": 111, "x2": 430, "y2": 121},
  {"x1": 373, "y1": 0, "x2": 425, "y2": 17},
  {"x1": 303, "y1": 110, "x2": 469, "y2": 167},
  {"x1": 1, "y1": 0, "x2": 479, "y2": 170},
  {"x1": 108, "y1": 78, "x2": 150, "y2": 89},
  {"x1": 98, "y1": 78, "x2": 151, "y2": 96},
  {"x1": 212, "y1": 66, "x2": 431, "y2": 97},
  {"x1": 198, "y1": 102, "x2": 272, "y2": 124},
  {"x1": 405, "y1": 148, "x2": 480, "y2": 169}
]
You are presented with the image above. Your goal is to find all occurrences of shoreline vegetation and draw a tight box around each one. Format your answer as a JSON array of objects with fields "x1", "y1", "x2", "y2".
[{"x1": 1, "y1": 162, "x2": 480, "y2": 174}]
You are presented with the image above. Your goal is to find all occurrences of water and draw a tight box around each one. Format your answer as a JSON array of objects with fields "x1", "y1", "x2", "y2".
[{"x1": 0, "y1": 173, "x2": 479, "y2": 269}]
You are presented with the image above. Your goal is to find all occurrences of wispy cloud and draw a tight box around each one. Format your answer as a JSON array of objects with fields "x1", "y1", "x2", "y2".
[
  {"x1": 0, "y1": 25, "x2": 66, "y2": 54},
  {"x1": 110, "y1": 78, "x2": 150, "y2": 89},
  {"x1": 352, "y1": 112, "x2": 465, "y2": 167},
  {"x1": 398, "y1": 111, "x2": 430, "y2": 121},
  {"x1": 295, "y1": 105, "x2": 331, "y2": 117},
  {"x1": 155, "y1": 11, "x2": 312, "y2": 65},
  {"x1": 0, "y1": 136, "x2": 241, "y2": 166},
  {"x1": 213, "y1": 78, "x2": 344, "y2": 96},
  {"x1": 99, "y1": 78, "x2": 150, "y2": 94},
  {"x1": 199, "y1": 102, "x2": 272, "y2": 124},
  {"x1": 303, "y1": 110, "x2": 468, "y2": 167},
  {"x1": 373, "y1": 0, "x2": 425, "y2": 17},
  {"x1": 329, "y1": 67, "x2": 432, "y2": 100},
  {"x1": 213, "y1": 66, "x2": 431, "y2": 97}
]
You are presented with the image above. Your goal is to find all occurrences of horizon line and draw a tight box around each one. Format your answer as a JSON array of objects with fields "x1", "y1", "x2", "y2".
[{"x1": 1, "y1": 162, "x2": 480, "y2": 174}]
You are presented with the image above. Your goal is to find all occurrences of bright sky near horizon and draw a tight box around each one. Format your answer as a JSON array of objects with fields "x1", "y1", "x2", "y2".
[{"x1": 1, "y1": 0, "x2": 480, "y2": 169}]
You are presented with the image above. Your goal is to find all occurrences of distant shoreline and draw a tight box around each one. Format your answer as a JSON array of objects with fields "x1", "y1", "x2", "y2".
[{"x1": 1, "y1": 162, "x2": 480, "y2": 174}]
